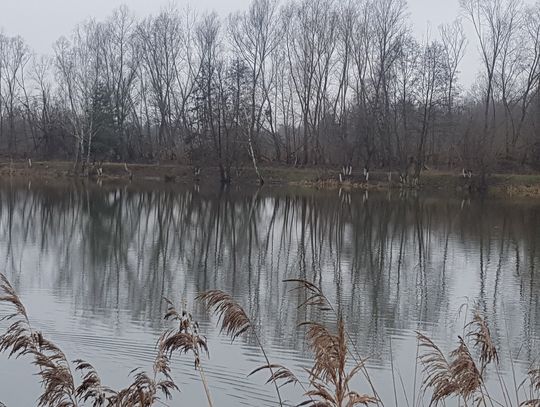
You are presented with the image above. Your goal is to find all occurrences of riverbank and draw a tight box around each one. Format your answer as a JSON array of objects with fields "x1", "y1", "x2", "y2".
[{"x1": 2, "y1": 159, "x2": 540, "y2": 198}]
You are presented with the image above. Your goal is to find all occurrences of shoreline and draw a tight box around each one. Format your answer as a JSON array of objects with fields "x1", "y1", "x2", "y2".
[{"x1": 2, "y1": 160, "x2": 540, "y2": 198}]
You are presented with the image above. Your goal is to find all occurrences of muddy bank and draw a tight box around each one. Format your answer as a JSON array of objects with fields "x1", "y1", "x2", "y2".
[{"x1": 2, "y1": 159, "x2": 540, "y2": 198}]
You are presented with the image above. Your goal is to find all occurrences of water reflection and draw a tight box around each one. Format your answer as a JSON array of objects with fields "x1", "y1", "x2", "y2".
[{"x1": 0, "y1": 180, "x2": 539, "y2": 405}]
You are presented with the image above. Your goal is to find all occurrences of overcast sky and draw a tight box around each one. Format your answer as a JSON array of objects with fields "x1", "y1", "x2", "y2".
[{"x1": 0, "y1": 0, "x2": 532, "y2": 87}]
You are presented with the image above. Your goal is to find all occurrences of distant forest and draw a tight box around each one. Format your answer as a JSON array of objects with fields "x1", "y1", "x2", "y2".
[{"x1": 0, "y1": 0, "x2": 539, "y2": 183}]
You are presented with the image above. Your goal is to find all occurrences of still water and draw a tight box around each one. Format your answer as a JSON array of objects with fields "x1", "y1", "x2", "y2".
[{"x1": 0, "y1": 181, "x2": 538, "y2": 406}]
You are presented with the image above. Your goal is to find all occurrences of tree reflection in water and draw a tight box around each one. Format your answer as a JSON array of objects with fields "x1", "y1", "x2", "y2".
[{"x1": 0, "y1": 180, "x2": 538, "y2": 405}]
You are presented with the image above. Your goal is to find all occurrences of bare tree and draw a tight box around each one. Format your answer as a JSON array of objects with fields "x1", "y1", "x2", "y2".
[
  {"x1": 0, "y1": 0, "x2": 537, "y2": 180},
  {"x1": 460, "y1": 0, "x2": 521, "y2": 183},
  {"x1": 29, "y1": 56, "x2": 56, "y2": 154},
  {"x1": 193, "y1": 13, "x2": 230, "y2": 183},
  {"x1": 440, "y1": 19, "x2": 467, "y2": 116},
  {"x1": 333, "y1": 2, "x2": 355, "y2": 167},
  {"x1": 414, "y1": 40, "x2": 446, "y2": 181},
  {"x1": 0, "y1": 35, "x2": 30, "y2": 151},
  {"x1": 229, "y1": 0, "x2": 281, "y2": 184},
  {"x1": 99, "y1": 6, "x2": 139, "y2": 159},
  {"x1": 367, "y1": 0, "x2": 408, "y2": 168},
  {"x1": 54, "y1": 20, "x2": 102, "y2": 170},
  {"x1": 351, "y1": 1, "x2": 375, "y2": 168},
  {"x1": 283, "y1": 0, "x2": 338, "y2": 165},
  {"x1": 509, "y1": 2, "x2": 540, "y2": 157},
  {"x1": 137, "y1": 6, "x2": 183, "y2": 155}
]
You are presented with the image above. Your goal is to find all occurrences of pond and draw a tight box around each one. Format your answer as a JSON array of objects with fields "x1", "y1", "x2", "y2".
[{"x1": 0, "y1": 180, "x2": 538, "y2": 406}]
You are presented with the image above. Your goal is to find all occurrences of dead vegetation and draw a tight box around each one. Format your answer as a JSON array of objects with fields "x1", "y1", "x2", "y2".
[
  {"x1": 0, "y1": 273, "x2": 192, "y2": 407},
  {"x1": 417, "y1": 307, "x2": 539, "y2": 407},
  {"x1": 1, "y1": 273, "x2": 539, "y2": 406}
]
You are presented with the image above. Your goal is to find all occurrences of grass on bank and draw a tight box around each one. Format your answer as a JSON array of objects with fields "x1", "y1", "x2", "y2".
[{"x1": 3, "y1": 159, "x2": 540, "y2": 197}]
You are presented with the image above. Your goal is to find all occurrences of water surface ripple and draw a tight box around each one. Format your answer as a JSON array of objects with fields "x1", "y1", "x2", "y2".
[{"x1": 0, "y1": 182, "x2": 538, "y2": 406}]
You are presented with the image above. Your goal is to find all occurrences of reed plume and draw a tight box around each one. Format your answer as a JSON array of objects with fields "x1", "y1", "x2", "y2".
[
  {"x1": 418, "y1": 334, "x2": 483, "y2": 405},
  {"x1": 0, "y1": 273, "x2": 38, "y2": 361},
  {"x1": 0, "y1": 272, "x2": 178, "y2": 407},
  {"x1": 521, "y1": 368, "x2": 540, "y2": 407},
  {"x1": 73, "y1": 359, "x2": 116, "y2": 405},
  {"x1": 1, "y1": 273, "x2": 81, "y2": 407},
  {"x1": 107, "y1": 367, "x2": 177, "y2": 407},
  {"x1": 249, "y1": 363, "x2": 301, "y2": 388},
  {"x1": 99, "y1": 301, "x2": 195, "y2": 406},
  {"x1": 301, "y1": 319, "x2": 377, "y2": 407},
  {"x1": 196, "y1": 290, "x2": 251, "y2": 340},
  {"x1": 197, "y1": 289, "x2": 284, "y2": 406},
  {"x1": 161, "y1": 298, "x2": 209, "y2": 364},
  {"x1": 417, "y1": 309, "x2": 504, "y2": 406},
  {"x1": 284, "y1": 278, "x2": 380, "y2": 407},
  {"x1": 160, "y1": 298, "x2": 212, "y2": 406},
  {"x1": 529, "y1": 368, "x2": 540, "y2": 392},
  {"x1": 466, "y1": 311, "x2": 499, "y2": 369},
  {"x1": 284, "y1": 278, "x2": 332, "y2": 310},
  {"x1": 32, "y1": 334, "x2": 79, "y2": 407},
  {"x1": 0, "y1": 273, "x2": 29, "y2": 322},
  {"x1": 448, "y1": 337, "x2": 482, "y2": 401},
  {"x1": 417, "y1": 332, "x2": 457, "y2": 405}
]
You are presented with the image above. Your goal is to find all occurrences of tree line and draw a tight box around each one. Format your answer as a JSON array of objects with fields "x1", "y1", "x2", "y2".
[{"x1": 0, "y1": 0, "x2": 539, "y2": 184}]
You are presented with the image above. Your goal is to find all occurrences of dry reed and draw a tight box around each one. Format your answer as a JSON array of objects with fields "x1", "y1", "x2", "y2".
[
  {"x1": 284, "y1": 278, "x2": 381, "y2": 407},
  {"x1": 417, "y1": 307, "x2": 540, "y2": 407},
  {"x1": 300, "y1": 319, "x2": 378, "y2": 406},
  {"x1": 159, "y1": 298, "x2": 212, "y2": 406},
  {"x1": 196, "y1": 289, "x2": 284, "y2": 406},
  {"x1": 522, "y1": 368, "x2": 540, "y2": 407},
  {"x1": 448, "y1": 337, "x2": 483, "y2": 401},
  {"x1": 417, "y1": 325, "x2": 486, "y2": 405},
  {"x1": 467, "y1": 311, "x2": 499, "y2": 369},
  {"x1": 196, "y1": 290, "x2": 251, "y2": 340},
  {"x1": 529, "y1": 368, "x2": 540, "y2": 392},
  {"x1": 417, "y1": 332, "x2": 457, "y2": 404},
  {"x1": 0, "y1": 273, "x2": 198, "y2": 407},
  {"x1": 1, "y1": 273, "x2": 539, "y2": 407}
]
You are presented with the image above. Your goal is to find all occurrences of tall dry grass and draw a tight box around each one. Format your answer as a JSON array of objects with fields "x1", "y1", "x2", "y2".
[
  {"x1": 0, "y1": 273, "x2": 195, "y2": 407},
  {"x1": 196, "y1": 290, "x2": 285, "y2": 405},
  {"x1": 1, "y1": 273, "x2": 539, "y2": 407},
  {"x1": 417, "y1": 307, "x2": 539, "y2": 407}
]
